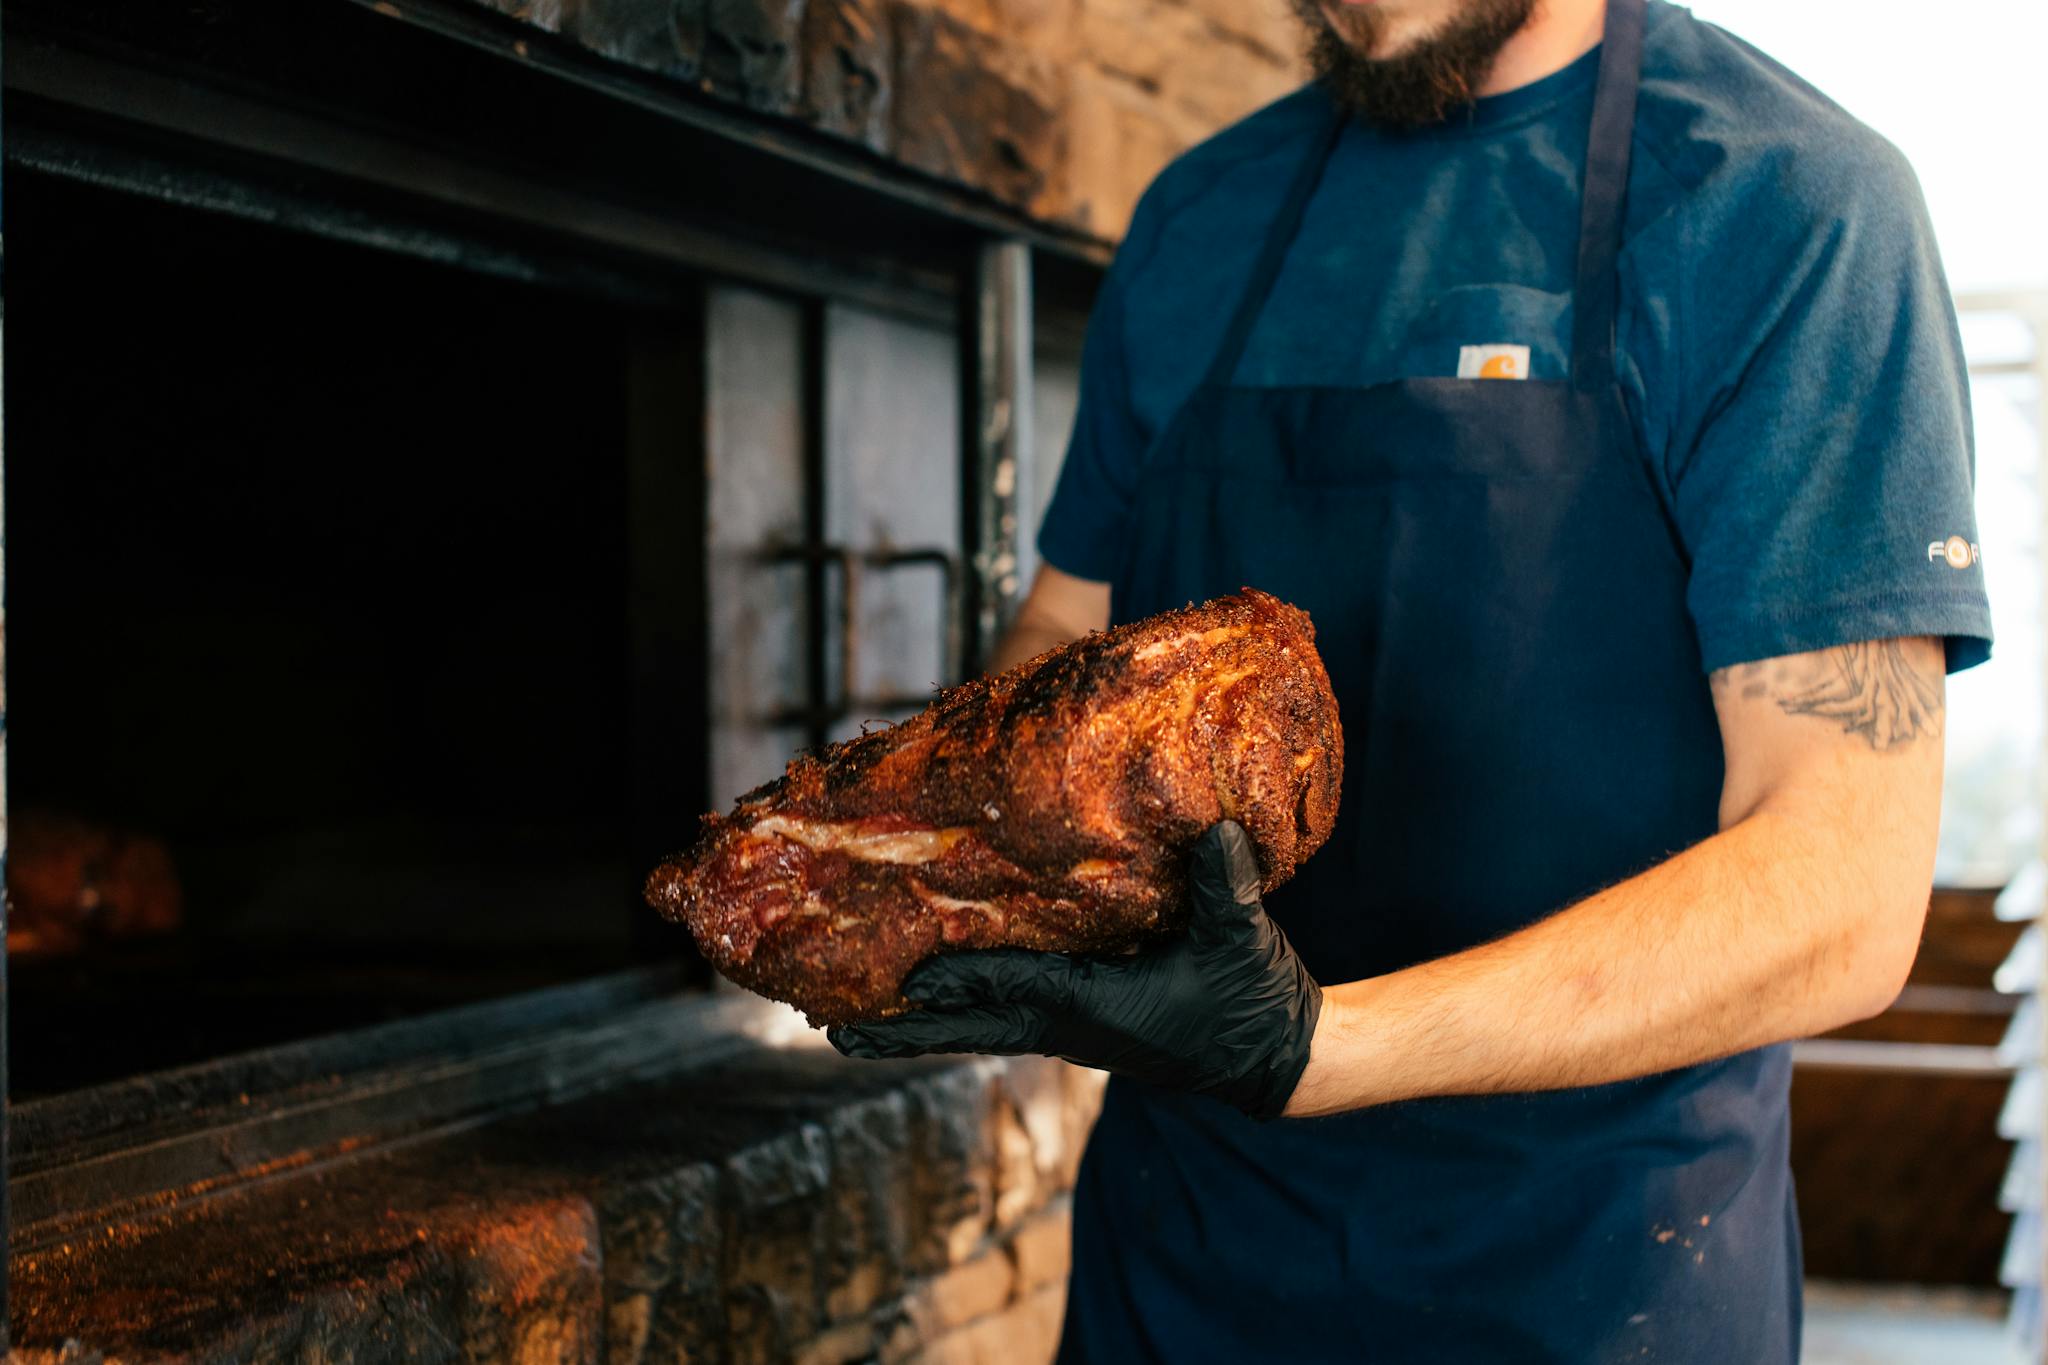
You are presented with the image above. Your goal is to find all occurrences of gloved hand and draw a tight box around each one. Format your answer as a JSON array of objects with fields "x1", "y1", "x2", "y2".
[{"x1": 828, "y1": 821, "x2": 1322, "y2": 1121}]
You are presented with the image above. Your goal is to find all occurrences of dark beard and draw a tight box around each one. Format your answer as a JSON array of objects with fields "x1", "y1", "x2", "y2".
[{"x1": 1292, "y1": 0, "x2": 1539, "y2": 131}]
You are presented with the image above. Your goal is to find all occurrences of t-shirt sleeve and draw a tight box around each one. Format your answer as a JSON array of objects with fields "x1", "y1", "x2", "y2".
[
  {"x1": 1662, "y1": 137, "x2": 1993, "y2": 675},
  {"x1": 1036, "y1": 243, "x2": 1150, "y2": 583}
]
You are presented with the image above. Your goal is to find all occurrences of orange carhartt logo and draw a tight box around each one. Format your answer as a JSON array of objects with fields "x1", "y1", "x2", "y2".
[
  {"x1": 1928, "y1": 535, "x2": 1980, "y2": 569},
  {"x1": 1457, "y1": 344, "x2": 1531, "y2": 380}
]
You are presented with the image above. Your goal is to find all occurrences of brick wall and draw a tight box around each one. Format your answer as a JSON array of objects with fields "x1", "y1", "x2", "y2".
[
  {"x1": 465, "y1": 0, "x2": 1307, "y2": 240},
  {"x1": 12, "y1": 1046, "x2": 1107, "y2": 1364},
  {"x1": 606, "y1": 1050, "x2": 1108, "y2": 1364}
]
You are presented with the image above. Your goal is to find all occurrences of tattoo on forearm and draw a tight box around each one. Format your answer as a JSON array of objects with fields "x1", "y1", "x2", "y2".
[{"x1": 1710, "y1": 641, "x2": 1944, "y2": 751}]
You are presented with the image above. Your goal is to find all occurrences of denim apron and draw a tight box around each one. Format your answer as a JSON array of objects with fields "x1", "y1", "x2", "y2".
[{"x1": 1061, "y1": 3, "x2": 1799, "y2": 1359}]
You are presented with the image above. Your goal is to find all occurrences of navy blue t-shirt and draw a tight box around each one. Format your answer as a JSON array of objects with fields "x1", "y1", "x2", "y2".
[{"x1": 1040, "y1": 1, "x2": 1993, "y2": 674}]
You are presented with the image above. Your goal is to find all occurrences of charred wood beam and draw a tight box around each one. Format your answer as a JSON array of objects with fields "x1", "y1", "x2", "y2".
[
  {"x1": 381, "y1": 0, "x2": 1100, "y2": 259},
  {"x1": 3, "y1": 41, "x2": 958, "y2": 327},
  {"x1": 4, "y1": 122, "x2": 704, "y2": 313},
  {"x1": 1, "y1": 0, "x2": 1107, "y2": 314}
]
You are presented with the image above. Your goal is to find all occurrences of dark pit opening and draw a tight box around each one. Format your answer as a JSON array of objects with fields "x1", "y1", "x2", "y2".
[{"x1": 6, "y1": 174, "x2": 689, "y2": 1096}]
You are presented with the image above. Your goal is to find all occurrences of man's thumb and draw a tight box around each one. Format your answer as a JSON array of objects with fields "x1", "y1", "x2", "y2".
[{"x1": 1188, "y1": 821, "x2": 1264, "y2": 941}]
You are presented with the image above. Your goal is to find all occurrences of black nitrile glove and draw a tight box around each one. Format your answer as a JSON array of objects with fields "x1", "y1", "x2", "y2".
[{"x1": 828, "y1": 821, "x2": 1322, "y2": 1121}]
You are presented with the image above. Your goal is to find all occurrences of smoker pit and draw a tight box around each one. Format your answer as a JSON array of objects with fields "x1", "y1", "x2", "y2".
[
  {"x1": 0, "y1": 0, "x2": 1114, "y2": 1349},
  {"x1": 7, "y1": 176, "x2": 675, "y2": 1095}
]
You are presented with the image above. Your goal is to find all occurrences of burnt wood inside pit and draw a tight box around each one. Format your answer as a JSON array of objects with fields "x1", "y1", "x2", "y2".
[{"x1": 5, "y1": 176, "x2": 702, "y2": 1095}]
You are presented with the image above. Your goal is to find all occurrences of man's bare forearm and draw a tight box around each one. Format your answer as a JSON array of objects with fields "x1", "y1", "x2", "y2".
[
  {"x1": 1288, "y1": 808, "x2": 1914, "y2": 1115},
  {"x1": 986, "y1": 565, "x2": 1112, "y2": 673},
  {"x1": 988, "y1": 621, "x2": 1078, "y2": 673},
  {"x1": 1285, "y1": 638, "x2": 1945, "y2": 1118}
]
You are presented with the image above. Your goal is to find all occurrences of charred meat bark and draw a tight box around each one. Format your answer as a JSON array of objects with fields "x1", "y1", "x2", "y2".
[{"x1": 644, "y1": 589, "x2": 1343, "y2": 1024}]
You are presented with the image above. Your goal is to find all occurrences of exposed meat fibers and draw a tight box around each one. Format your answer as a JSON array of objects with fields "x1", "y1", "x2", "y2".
[{"x1": 644, "y1": 589, "x2": 1344, "y2": 1025}]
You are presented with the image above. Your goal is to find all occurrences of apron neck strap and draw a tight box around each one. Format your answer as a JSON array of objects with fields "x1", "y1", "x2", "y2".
[
  {"x1": 1201, "y1": 111, "x2": 1347, "y2": 390},
  {"x1": 1569, "y1": 0, "x2": 1647, "y2": 392},
  {"x1": 1201, "y1": 0, "x2": 1648, "y2": 394}
]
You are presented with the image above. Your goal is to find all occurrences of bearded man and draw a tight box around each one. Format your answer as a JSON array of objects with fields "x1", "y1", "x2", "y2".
[{"x1": 830, "y1": 2, "x2": 1992, "y2": 1358}]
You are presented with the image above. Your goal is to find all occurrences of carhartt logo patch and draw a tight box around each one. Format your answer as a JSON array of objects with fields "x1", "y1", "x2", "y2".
[
  {"x1": 1457, "y1": 344, "x2": 1530, "y2": 380},
  {"x1": 1928, "y1": 535, "x2": 1980, "y2": 569}
]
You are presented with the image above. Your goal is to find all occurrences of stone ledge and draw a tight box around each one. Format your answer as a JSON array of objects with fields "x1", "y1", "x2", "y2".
[{"x1": 11, "y1": 1041, "x2": 1105, "y2": 1364}]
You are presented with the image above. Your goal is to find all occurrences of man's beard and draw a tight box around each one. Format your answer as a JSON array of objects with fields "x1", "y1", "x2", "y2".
[{"x1": 1292, "y1": 0, "x2": 1539, "y2": 131}]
